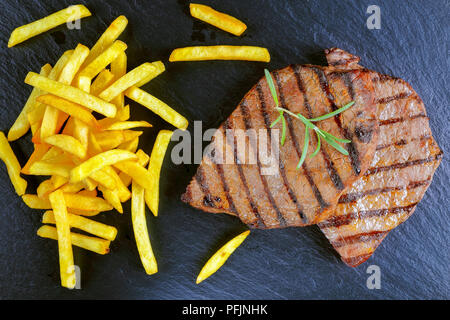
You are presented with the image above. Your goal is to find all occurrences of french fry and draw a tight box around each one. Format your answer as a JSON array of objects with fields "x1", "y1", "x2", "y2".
[
  {"x1": 98, "y1": 185, "x2": 123, "y2": 213},
  {"x1": 189, "y1": 3, "x2": 247, "y2": 36},
  {"x1": 48, "y1": 190, "x2": 76, "y2": 289},
  {"x1": 25, "y1": 72, "x2": 117, "y2": 118},
  {"x1": 63, "y1": 193, "x2": 113, "y2": 212},
  {"x1": 43, "y1": 211, "x2": 117, "y2": 241},
  {"x1": 125, "y1": 87, "x2": 189, "y2": 130},
  {"x1": 117, "y1": 136, "x2": 139, "y2": 153},
  {"x1": 196, "y1": 230, "x2": 250, "y2": 284},
  {"x1": 68, "y1": 208, "x2": 100, "y2": 217},
  {"x1": 90, "y1": 69, "x2": 115, "y2": 96},
  {"x1": 116, "y1": 104, "x2": 130, "y2": 121},
  {"x1": 40, "y1": 104, "x2": 60, "y2": 140},
  {"x1": 115, "y1": 160, "x2": 152, "y2": 189},
  {"x1": 72, "y1": 119, "x2": 89, "y2": 150},
  {"x1": 77, "y1": 189, "x2": 97, "y2": 198},
  {"x1": 110, "y1": 51, "x2": 127, "y2": 108},
  {"x1": 104, "y1": 121, "x2": 152, "y2": 131},
  {"x1": 22, "y1": 194, "x2": 51, "y2": 209},
  {"x1": 70, "y1": 149, "x2": 137, "y2": 183},
  {"x1": 118, "y1": 149, "x2": 149, "y2": 187},
  {"x1": 99, "y1": 62, "x2": 164, "y2": 102},
  {"x1": 94, "y1": 130, "x2": 143, "y2": 150},
  {"x1": 52, "y1": 175, "x2": 68, "y2": 189},
  {"x1": 169, "y1": 45, "x2": 270, "y2": 62},
  {"x1": 44, "y1": 134, "x2": 87, "y2": 159},
  {"x1": 37, "y1": 178, "x2": 55, "y2": 198},
  {"x1": 102, "y1": 165, "x2": 131, "y2": 202},
  {"x1": 88, "y1": 168, "x2": 116, "y2": 190},
  {"x1": 76, "y1": 75, "x2": 91, "y2": 93},
  {"x1": 37, "y1": 225, "x2": 110, "y2": 255},
  {"x1": 21, "y1": 144, "x2": 50, "y2": 174},
  {"x1": 8, "y1": 5, "x2": 92, "y2": 47},
  {"x1": 78, "y1": 40, "x2": 128, "y2": 80},
  {"x1": 145, "y1": 130, "x2": 173, "y2": 216},
  {"x1": 40, "y1": 146, "x2": 63, "y2": 162},
  {"x1": 28, "y1": 161, "x2": 72, "y2": 178},
  {"x1": 83, "y1": 15, "x2": 128, "y2": 68},
  {"x1": 0, "y1": 131, "x2": 27, "y2": 195},
  {"x1": 59, "y1": 44, "x2": 90, "y2": 85},
  {"x1": 134, "y1": 61, "x2": 165, "y2": 88},
  {"x1": 132, "y1": 181, "x2": 157, "y2": 275},
  {"x1": 7, "y1": 63, "x2": 52, "y2": 141},
  {"x1": 59, "y1": 181, "x2": 84, "y2": 194}
]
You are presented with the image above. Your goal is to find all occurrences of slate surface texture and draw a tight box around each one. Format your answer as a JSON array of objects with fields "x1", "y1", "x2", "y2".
[{"x1": 0, "y1": 0, "x2": 448, "y2": 299}]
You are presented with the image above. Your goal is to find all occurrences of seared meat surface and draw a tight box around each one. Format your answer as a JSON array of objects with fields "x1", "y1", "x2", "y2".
[
  {"x1": 318, "y1": 48, "x2": 443, "y2": 267},
  {"x1": 182, "y1": 60, "x2": 379, "y2": 228}
]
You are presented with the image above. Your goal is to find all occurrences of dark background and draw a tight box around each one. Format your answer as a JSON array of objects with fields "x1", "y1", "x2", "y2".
[{"x1": 0, "y1": 0, "x2": 448, "y2": 299}]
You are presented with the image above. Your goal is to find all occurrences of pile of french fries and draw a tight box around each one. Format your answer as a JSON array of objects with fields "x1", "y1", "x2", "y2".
[
  {"x1": 3, "y1": 7, "x2": 188, "y2": 289},
  {"x1": 3, "y1": 3, "x2": 261, "y2": 288}
]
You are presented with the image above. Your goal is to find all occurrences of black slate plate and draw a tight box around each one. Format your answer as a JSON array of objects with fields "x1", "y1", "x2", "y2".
[{"x1": 0, "y1": 0, "x2": 448, "y2": 299}]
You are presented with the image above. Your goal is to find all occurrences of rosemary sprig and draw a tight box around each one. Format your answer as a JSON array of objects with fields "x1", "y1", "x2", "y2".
[{"x1": 264, "y1": 68, "x2": 354, "y2": 169}]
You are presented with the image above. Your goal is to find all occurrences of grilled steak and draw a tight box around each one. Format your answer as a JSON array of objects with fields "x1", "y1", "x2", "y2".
[
  {"x1": 182, "y1": 60, "x2": 379, "y2": 228},
  {"x1": 318, "y1": 48, "x2": 443, "y2": 267}
]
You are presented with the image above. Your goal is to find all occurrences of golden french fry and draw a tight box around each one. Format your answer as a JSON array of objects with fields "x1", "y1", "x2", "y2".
[
  {"x1": 40, "y1": 105, "x2": 60, "y2": 140},
  {"x1": 70, "y1": 149, "x2": 137, "y2": 183},
  {"x1": 48, "y1": 190, "x2": 76, "y2": 289},
  {"x1": 83, "y1": 16, "x2": 128, "y2": 68},
  {"x1": 68, "y1": 208, "x2": 100, "y2": 217},
  {"x1": 90, "y1": 69, "x2": 115, "y2": 96},
  {"x1": 59, "y1": 44, "x2": 90, "y2": 85},
  {"x1": 94, "y1": 130, "x2": 142, "y2": 150},
  {"x1": 78, "y1": 40, "x2": 128, "y2": 80},
  {"x1": 132, "y1": 181, "x2": 157, "y2": 275},
  {"x1": 44, "y1": 134, "x2": 87, "y2": 159},
  {"x1": 48, "y1": 50, "x2": 75, "y2": 80},
  {"x1": 169, "y1": 46, "x2": 270, "y2": 62},
  {"x1": 125, "y1": 86, "x2": 188, "y2": 130},
  {"x1": 115, "y1": 160, "x2": 152, "y2": 189},
  {"x1": 51, "y1": 175, "x2": 68, "y2": 189},
  {"x1": 134, "y1": 61, "x2": 165, "y2": 88},
  {"x1": 37, "y1": 178, "x2": 55, "y2": 198},
  {"x1": 27, "y1": 101, "x2": 47, "y2": 127},
  {"x1": 72, "y1": 119, "x2": 89, "y2": 150},
  {"x1": 28, "y1": 161, "x2": 72, "y2": 178},
  {"x1": 115, "y1": 104, "x2": 130, "y2": 121},
  {"x1": 63, "y1": 193, "x2": 113, "y2": 212},
  {"x1": 0, "y1": 131, "x2": 27, "y2": 195},
  {"x1": 85, "y1": 168, "x2": 116, "y2": 190},
  {"x1": 190, "y1": 3, "x2": 247, "y2": 36},
  {"x1": 8, "y1": 5, "x2": 91, "y2": 47},
  {"x1": 25, "y1": 72, "x2": 117, "y2": 118},
  {"x1": 40, "y1": 146, "x2": 63, "y2": 162},
  {"x1": 101, "y1": 165, "x2": 130, "y2": 202},
  {"x1": 99, "y1": 62, "x2": 164, "y2": 102},
  {"x1": 118, "y1": 149, "x2": 149, "y2": 187},
  {"x1": 59, "y1": 181, "x2": 84, "y2": 194},
  {"x1": 22, "y1": 194, "x2": 51, "y2": 209},
  {"x1": 7, "y1": 63, "x2": 52, "y2": 141},
  {"x1": 87, "y1": 131, "x2": 103, "y2": 157},
  {"x1": 117, "y1": 136, "x2": 139, "y2": 153},
  {"x1": 104, "y1": 121, "x2": 152, "y2": 131},
  {"x1": 21, "y1": 144, "x2": 50, "y2": 174},
  {"x1": 145, "y1": 130, "x2": 173, "y2": 216},
  {"x1": 110, "y1": 51, "x2": 127, "y2": 108},
  {"x1": 37, "y1": 225, "x2": 110, "y2": 255},
  {"x1": 98, "y1": 185, "x2": 123, "y2": 213},
  {"x1": 43, "y1": 211, "x2": 117, "y2": 241},
  {"x1": 76, "y1": 75, "x2": 91, "y2": 93},
  {"x1": 196, "y1": 230, "x2": 250, "y2": 284}
]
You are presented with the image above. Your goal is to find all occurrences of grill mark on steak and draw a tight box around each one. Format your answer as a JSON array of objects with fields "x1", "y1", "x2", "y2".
[
  {"x1": 375, "y1": 134, "x2": 431, "y2": 150},
  {"x1": 379, "y1": 113, "x2": 427, "y2": 126},
  {"x1": 364, "y1": 152, "x2": 443, "y2": 176},
  {"x1": 223, "y1": 119, "x2": 266, "y2": 228},
  {"x1": 338, "y1": 179, "x2": 431, "y2": 203},
  {"x1": 240, "y1": 99, "x2": 287, "y2": 227},
  {"x1": 194, "y1": 167, "x2": 215, "y2": 207},
  {"x1": 290, "y1": 65, "x2": 330, "y2": 209},
  {"x1": 318, "y1": 203, "x2": 418, "y2": 229},
  {"x1": 213, "y1": 160, "x2": 238, "y2": 216},
  {"x1": 375, "y1": 91, "x2": 411, "y2": 104},
  {"x1": 330, "y1": 231, "x2": 388, "y2": 248}
]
